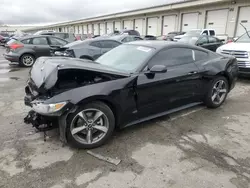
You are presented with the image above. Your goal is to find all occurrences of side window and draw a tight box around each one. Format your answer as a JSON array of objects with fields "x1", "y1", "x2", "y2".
[
  {"x1": 208, "y1": 37, "x2": 218, "y2": 43},
  {"x1": 101, "y1": 41, "x2": 120, "y2": 48},
  {"x1": 50, "y1": 37, "x2": 67, "y2": 45},
  {"x1": 21, "y1": 39, "x2": 31, "y2": 44},
  {"x1": 31, "y1": 37, "x2": 48, "y2": 45},
  {"x1": 202, "y1": 30, "x2": 209, "y2": 35},
  {"x1": 209, "y1": 30, "x2": 215, "y2": 36},
  {"x1": 194, "y1": 50, "x2": 208, "y2": 61},
  {"x1": 148, "y1": 48, "x2": 194, "y2": 68},
  {"x1": 197, "y1": 36, "x2": 208, "y2": 45},
  {"x1": 90, "y1": 41, "x2": 102, "y2": 48},
  {"x1": 134, "y1": 37, "x2": 143, "y2": 41}
]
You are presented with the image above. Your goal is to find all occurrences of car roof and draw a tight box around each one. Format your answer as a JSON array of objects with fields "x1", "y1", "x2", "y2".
[
  {"x1": 126, "y1": 40, "x2": 210, "y2": 51},
  {"x1": 17, "y1": 35, "x2": 67, "y2": 41}
]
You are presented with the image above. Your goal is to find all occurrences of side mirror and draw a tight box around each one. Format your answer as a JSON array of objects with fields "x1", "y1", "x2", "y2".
[{"x1": 149, "y1": 65, "x2": 167, "y2": 73}]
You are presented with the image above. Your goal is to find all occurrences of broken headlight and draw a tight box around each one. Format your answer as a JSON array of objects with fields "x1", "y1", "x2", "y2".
[{"x1": 31, "y1": 101, "x2": 67, "y2": 115}]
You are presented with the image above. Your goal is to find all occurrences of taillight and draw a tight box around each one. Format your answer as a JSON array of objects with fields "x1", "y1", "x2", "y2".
[
  {"x1": 9, "y1": 43, "x2": 24, "y2": 50},
  {"x1": 227, "y1": 39, "x2": 233, "y2": 44}
]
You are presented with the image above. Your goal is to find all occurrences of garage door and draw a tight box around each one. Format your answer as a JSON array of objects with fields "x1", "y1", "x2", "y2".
[
  {"x1": 88, "y1": 24, "x2": 93, "y2": 34},
  {"x1": 206, "y1": 9, "x2": 229, "y2": 35},
  {"x1": 100, "y1": 23, "x2": 105, "y2": 35},
  {"x1": 114, "y1": 21, "x2": 121, "y2": 31},
  {"x1": 93, "y1": 24, "x2": 99, "y2": 35},
  {"x1": 106, "y1": 22, "x2": 114, "y2": 34},
  {"x1": 123, "y1": 20, "x2": 133, "y2": 30},
  {"x1": 162, "y1": 15, "x2": 177, "y2": 35},
  {"x1": 147, "y1": 17, "x2": 158, "y2": 36},
  {"x1": 83, "y1": 25, "x2": 88, "y2": 34},
  {"x1": 134, "y1": 19, "x2": 144, "y2": 36},
  {"x1": 181, "y1": 13, "x2": 199, "y2": 32},
  {"x1": 236, "y1": 6, "x2": 250, "y2": 37},
  {"x1": 79, "y1": 26, "x2": 83, "y2": 34},
  {"x1": 74, "y1": 26, "x2": 78, "y2": 34}
]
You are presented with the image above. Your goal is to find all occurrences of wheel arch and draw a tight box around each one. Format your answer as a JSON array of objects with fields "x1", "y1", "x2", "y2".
[
  {"x1": 216, "y1": 71, "x2": 231, "y2": 88},
  {"x1": 76, "y1": 95, "x2": 122, "y2": 128},
  {"x1": 79, "y1": 55, "x2": 94, "y2": 60}
]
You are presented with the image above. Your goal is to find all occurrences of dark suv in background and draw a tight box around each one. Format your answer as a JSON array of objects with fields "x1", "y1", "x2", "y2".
[{"x1": 4, "y1": 35, "x2": 68, "y2": 67}]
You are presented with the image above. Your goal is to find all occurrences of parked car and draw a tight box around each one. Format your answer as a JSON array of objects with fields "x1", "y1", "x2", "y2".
[
  {"x1": 33, "y1": 30, "x2": 55, "y2": 35},
  {"x1": 179, "y1": 35, "x2": 223, "y2": 52},
  {"x1": 24, "y1": 41, "x2": 238, "y2": 149},
  {"x1": 217, "y1": 31, "x2": 250, "y2": 76},
  {"x1": 108, "y1": 35, "x2": 143, "y2": 43},
  {"x1": 0, "y1": 33, "x2": 10, "y2": 45},
  {"x1": 120, "y1": 29, "x2": 140, "y2": 36},
  {"x1": 157, "y1": 32, "x2": 186, "y2": 41},
  {"x1": 52, "y1": 38, "x2": 122, "y2": 60},
  {"x1": 40, "y1": 32, "x2": 77, "y2": 43},
  {"x1": 144, "y1": 35, "x2": 157, "y2": 40},
  {"x1": 4, "y1": 35, "x2": 68, "y2": 67},
  {"x1": 174, "y1": 29, "x2": 227, "y2": 42}
]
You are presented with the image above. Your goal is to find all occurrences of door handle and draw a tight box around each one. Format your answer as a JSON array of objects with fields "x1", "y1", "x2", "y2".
[{"x1": 188, "y1": 71, "x2": 198, "y2": 75}]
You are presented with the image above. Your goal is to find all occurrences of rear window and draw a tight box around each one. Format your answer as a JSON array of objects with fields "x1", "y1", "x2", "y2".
[{"x1": 7, "y1": 39, "x2": 18, "y2": 45}]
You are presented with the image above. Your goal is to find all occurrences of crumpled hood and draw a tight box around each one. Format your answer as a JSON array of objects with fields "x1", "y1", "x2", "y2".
[
  {"x1": 218, "y1": 42, "x2": 250, "y2": 51},
  {"x1": 30, "y1": 57, "x2": 130, "y2": 90}
]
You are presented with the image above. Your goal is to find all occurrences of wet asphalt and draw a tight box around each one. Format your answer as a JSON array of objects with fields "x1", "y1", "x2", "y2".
[{"x1": 0, "y1": 46, "x2": 250, "y2": 188}]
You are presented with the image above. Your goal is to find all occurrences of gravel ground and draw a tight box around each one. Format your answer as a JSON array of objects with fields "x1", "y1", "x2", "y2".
[{"x1": 0, "y1": 46, "x2": 250, "y2": 188}]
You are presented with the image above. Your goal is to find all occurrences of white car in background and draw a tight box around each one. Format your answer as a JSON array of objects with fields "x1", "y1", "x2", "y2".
[
  {"x1": 174, "y1": 29, "x2": 228, "y2": 42},
  {"x1": 216, "y1": 31, "x2": 250, "y2": 76}
]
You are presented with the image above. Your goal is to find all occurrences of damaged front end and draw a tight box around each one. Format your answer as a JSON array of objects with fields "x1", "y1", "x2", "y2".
[{"x1": 24, "y1": 57, "x2": 129, "y2": 143}]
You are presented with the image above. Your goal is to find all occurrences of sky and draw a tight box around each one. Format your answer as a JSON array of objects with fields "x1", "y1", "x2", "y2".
[{"x1": 0, "y1": 0, "x2": 184, "y2": 25}]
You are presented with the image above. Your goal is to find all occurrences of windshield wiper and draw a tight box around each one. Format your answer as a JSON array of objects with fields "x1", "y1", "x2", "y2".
[{"x1": 240, "y1": 23, "x2": 250, "y2": 39}]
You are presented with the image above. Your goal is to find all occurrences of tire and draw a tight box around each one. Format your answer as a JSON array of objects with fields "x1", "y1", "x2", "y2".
[
  {"x1": 66, "y1": 101, "x2": 115, "y2": 149},
  {"x1": 204, "y1": 76, "x2": 229, "y2": 108},
  {"x1": 19, "y1": 54, "x2": 35, "y2": 67}
]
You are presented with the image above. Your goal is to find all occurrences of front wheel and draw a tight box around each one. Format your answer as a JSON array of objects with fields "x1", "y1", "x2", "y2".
[
  {"x1": 204, "y1": 76, "x2": 229, "y2": 108},
  {"x1": 66, "y1": 101, "x2": 115, "y2": 149}
]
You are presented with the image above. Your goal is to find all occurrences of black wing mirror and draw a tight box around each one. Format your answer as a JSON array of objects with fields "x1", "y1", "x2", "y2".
[{"x1": 149, "y1": 65, "x2": 167, "y2": 73}]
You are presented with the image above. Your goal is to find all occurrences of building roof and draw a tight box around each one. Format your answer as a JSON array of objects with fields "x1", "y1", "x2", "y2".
[{"x1": 23, "y1": 0, "x2": 200, "y2": 31}]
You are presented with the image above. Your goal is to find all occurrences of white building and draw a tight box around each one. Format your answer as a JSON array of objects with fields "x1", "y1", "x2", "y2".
[
  {"x1": 23, "y1": 0, "x2": 250, "y2": 38},
  {"x1": 0, "y1": 25, "x2": 33, "y2": 34}
]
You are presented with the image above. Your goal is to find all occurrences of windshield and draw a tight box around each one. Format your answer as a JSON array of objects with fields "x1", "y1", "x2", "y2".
[
  {"x1": 96, "y1": 44, "x2": 155, "y2": 73},
  {"x1": 179, "y1": 36, "x2": 198, "y2": 44},
  {"x1": 185, "y1": 30, "x2": 201, "y2": 36},
  {"x1": 235, "y1": 32, "x2": 250, "y2": 43}
]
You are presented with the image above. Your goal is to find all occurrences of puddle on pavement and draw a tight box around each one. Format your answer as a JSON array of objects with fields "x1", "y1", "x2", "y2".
[{"x1": 0, "y1": 77, "x2": 20, "y2": 82}]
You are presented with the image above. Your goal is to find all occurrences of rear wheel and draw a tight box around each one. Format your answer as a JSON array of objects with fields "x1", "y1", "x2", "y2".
[
  {"x1": 20, "y1": 54, "x2": 35, "y2": 67},
  {"x1": 66, "y1": 101, "x2": 115, "y2": 149},
  {"x1": 204, "y1": 76, "x2": 229, "y2": 108}
]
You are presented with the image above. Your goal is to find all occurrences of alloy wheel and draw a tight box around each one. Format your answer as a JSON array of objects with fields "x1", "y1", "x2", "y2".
[
  {"x1": 23, "y1": 55, "x2": 34, "y2": 66},
  {"x1": 70, "y1": 108, "x2": 109, "y2": 145},
  {"x1": 211, "y1": 80, "x2": 227, "y2": 105}
]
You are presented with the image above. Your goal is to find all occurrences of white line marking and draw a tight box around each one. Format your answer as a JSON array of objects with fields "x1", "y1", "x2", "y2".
[{"x1": 170, "y1": 107, "x2": 206, "y2": 121}]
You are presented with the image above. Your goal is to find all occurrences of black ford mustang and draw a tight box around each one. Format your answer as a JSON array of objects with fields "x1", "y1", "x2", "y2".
[{"x1": 24, "y1": 41, "x2": 238, "y2": 149}]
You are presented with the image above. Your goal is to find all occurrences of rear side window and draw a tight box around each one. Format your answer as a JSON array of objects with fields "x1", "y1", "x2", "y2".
[
  {"x1": 21, "y1": 39, "x2": 31, "y2": 44},
  {"x1": 100, "y1": 40, "x2": 120, "y2": 48},
  {"x1": 209, "y1": 30, "x2": 215, "y2": 36},
  {"x1": 49, "y1": 37, "x2": 68, "y2": 45},
  {"x1": 148, "y1": 48, "x2": 194, "y2": 67},
  {"x1": 90, "y1": 41, "x2": 102, "y2": 48},
  {"x1": 31, "y1": 37, "x2": 48, "y2": 45},
  {"x1": 194, "y1": 50, "x2": 208, "y2": 61}
]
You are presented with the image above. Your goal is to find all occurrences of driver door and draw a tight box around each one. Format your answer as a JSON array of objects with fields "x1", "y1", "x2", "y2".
[{"x1": 135, "y1": 47, "x2": 202, "y2": 119}]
